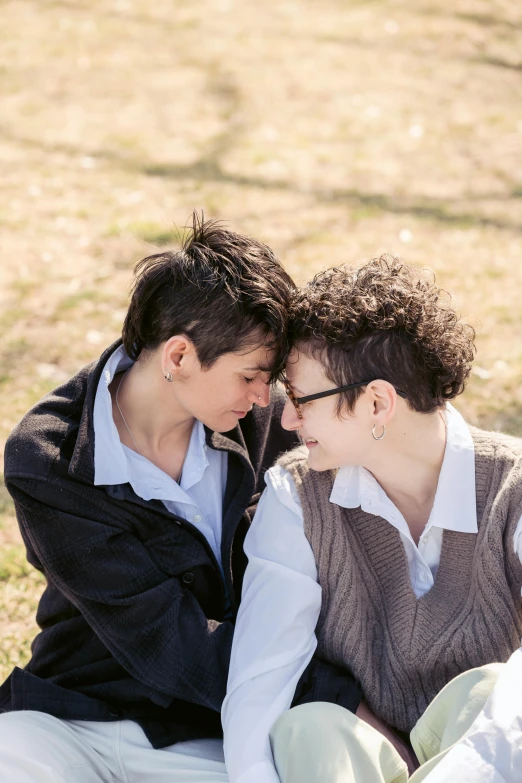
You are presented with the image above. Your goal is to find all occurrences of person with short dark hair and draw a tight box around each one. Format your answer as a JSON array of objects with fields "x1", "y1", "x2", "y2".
[
  {"x1": 0, "y1": 215, "x2": 360, "y2": 782},
  {"x1": 223, "y1": 256, "x2": 522, "y2": 783}
]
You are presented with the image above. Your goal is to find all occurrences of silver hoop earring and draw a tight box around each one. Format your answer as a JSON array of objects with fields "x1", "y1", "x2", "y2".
[
  {"x1": 164, "y1": 372, "x2": 173, "y2": 383},
  {"x1": 372, "y1": 424, "x2": 386, "y2": 441}
]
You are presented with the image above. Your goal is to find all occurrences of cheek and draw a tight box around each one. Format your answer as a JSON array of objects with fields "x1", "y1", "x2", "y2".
[
  {"x1": 323, "y1": 418, "x2": 358, "y2": 456},
  {"x1": 209, "y1": 381, "x2": 246, "y2": 411},
  {"x1": 181, "y1": 380, "x2": 222, "y2": 414},
  {"x1": 308, "y1": 415, "x2": 341, "y2": 452}
]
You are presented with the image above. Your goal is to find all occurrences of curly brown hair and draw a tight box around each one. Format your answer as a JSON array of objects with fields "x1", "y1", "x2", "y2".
[{"x1": 288, "y1": 255, "x2": 476, "y2": 414}]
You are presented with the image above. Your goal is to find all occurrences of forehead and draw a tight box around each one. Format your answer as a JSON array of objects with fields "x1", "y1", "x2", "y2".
[
  {"x1": 285, "y1": 348, "x2": 328, "y2": 384},
  {"x1": 222, "y1": 341, "x2": 276, "y2": 372}
]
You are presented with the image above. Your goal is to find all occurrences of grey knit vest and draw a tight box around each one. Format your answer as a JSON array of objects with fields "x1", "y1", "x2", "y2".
[{"x1": 278, "y1": 427, "x2": 522, "y2": 733}]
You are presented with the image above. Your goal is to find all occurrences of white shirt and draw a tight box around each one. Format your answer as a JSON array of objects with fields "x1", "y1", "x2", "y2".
[
  {"x1": 93, "y1": 345, "x2": 228, "y2": 570},
  {"x1": 222, "y1": 404, "x2": 522, "y2": 783}
]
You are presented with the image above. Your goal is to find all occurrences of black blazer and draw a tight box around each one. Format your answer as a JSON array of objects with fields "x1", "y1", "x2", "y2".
[{"x1": 2, "y1": 340, "x2": 361, "y2": 747}]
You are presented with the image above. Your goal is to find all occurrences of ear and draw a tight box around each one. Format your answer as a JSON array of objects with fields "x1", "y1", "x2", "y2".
[
  {"x1": 161, "y1": 335, "x2": 198, "y2": 376},
  {"x1": 366, "y1": 380, "x2": 398, "y2": 425}
]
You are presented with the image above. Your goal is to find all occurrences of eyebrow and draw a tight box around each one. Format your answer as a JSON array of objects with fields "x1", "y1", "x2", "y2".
[
  {"x1": 242, "y1": 365, "x2": 273, "y2": 373},
  {"x1": 285, "y1": 380, "x2": 307, "y2": 396}
]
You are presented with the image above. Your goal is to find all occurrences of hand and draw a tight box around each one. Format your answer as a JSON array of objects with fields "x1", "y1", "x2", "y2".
[{"x1": 356, "y1": 699, "x2": 420, "y2": 775}]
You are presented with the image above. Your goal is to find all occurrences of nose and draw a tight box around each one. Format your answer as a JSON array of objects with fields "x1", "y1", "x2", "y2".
[
  {"x1": 249, "y1": 381, "x2": 271, "y2": 408},
  {"x1": 281, "y1": 397, "x2": 302, "y2": 431}
]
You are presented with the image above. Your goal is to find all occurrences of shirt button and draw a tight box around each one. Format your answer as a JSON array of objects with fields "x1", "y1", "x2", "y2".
[
  {"x1": 194, "y1": 514, "x2": 202, "y2": 522},
  {"x1": 182, "y1": 572, "x2": 195, "y2": 585}
]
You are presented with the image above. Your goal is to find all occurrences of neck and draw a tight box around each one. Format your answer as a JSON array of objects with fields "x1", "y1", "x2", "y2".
[
  {"x1": 364, "y1": 408, "x2": 447, "y2": 542},
  {"x1": 111, "y1": 359, "x2": 194, "y2": 462}
]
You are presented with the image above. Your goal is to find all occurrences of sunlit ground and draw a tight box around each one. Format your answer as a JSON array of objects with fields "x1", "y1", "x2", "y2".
[{"x1": 1, "y1": 0, "x2": 521, "y2": 677}]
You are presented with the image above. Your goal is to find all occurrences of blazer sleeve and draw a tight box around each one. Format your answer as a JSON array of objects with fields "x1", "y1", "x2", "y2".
[
  {"x1": 292, "y1": 655, "x2": 362, "y2": 713},
  {"x1": 7, "y1": 475, "x2": 233, "y2": 713}
]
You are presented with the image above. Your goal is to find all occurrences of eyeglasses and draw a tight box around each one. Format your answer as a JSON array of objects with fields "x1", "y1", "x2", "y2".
[{"x1": 282, "y1": 378, "x2": 407, "y2": 419}]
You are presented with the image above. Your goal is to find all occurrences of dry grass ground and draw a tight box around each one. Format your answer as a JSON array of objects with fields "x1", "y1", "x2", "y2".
[{"x1": 0, "y1": 0, "x2": 521, "y2": 679}]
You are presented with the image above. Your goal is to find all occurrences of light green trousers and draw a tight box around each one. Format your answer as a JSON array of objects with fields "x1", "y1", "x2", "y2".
[{"x1": 269, "y1": 664, "x2": 503, "y2": 783}]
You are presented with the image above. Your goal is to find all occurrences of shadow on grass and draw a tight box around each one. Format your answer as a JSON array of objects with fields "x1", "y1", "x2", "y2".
[
  {"x1": 455, "y1": 12, "x2": 522, "y2": 32},
  {"x1": 2, "y1": 45, "x2": 521, "y2": 236},
  {"x1": 470, "y1": 55, "x2": 522, "y2": 73},
  {"x1": 140, "y1": 161, "x2": 522, "y2": 232},
  {"x1": 420, "y1": 7, "x2": 522, "y2": 33},
  {"x1": 5, "y1": 120, "x2": 521, "y2": 233}
]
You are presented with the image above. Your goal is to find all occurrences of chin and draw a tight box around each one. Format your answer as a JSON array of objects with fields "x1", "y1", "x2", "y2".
[
  {"x1": 306, "y1": 450, "x2": 333, "y2": 472},
  {"x1": 211, "y1": 412, "x2": 243, "y2": 433}
]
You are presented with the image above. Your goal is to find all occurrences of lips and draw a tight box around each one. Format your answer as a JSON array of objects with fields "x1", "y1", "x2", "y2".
[{"x1": 304, "y1": 437, "x2": 318, "y2": 447}]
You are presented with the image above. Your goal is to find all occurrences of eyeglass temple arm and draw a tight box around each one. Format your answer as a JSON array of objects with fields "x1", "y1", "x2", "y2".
[{"x1": 296, "y1": 382, "x2": 407, "y2": 405}]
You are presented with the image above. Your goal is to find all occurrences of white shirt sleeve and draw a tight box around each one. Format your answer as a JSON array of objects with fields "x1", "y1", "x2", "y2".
[{"x1": 222, "y1": 464, "x2": 321, "y2": 783}]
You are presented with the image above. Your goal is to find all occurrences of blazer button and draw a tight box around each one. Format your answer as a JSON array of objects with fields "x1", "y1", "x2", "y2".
[{"x1": 182, "y1": 572, "x2": 195, "y2": 585}]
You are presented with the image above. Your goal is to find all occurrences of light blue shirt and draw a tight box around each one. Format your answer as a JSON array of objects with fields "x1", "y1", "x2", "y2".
[{"x1": 92, "y1": 345, "x2": 228, "y2": 571}]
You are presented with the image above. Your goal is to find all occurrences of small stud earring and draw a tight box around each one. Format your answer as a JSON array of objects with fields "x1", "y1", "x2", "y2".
[
  {"x1": 258, "y1": 396, "x2": 261, "y2": 400},
  {"x1": 164, "y1": 372, "x2": 173, "y2": 382}
]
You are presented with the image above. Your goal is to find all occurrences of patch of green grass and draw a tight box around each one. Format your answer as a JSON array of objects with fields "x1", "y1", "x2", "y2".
[
  {"x1": 350, "y1": 205, "x2": 383, "y2": 221},
  {"x1": 0, "y1": 481, "x2": 15, "y2": 526},
  {"x1": 58, "y1": 289, "x2": 99, "y2": 311},
  {"x1": 105, "y1": 220, "x2": 189, "y2": 247},
  {"x1": 484, "y1": 267, "x2": 506, "y2": 280},
  {"x1": 7, "y1": 278, "x2": 36, "y2": 299},
  {"x1": 0, "y1": 562, "x2": 45, "y2": 678},
  {"x1": 0, "y1": 546, "x2": 34, "y2": 582},
  {"x1": 129, "y1": 221, "x2": 177, "y2": 246},
  {"x1": 0, "y1": 631, "x2": 35, "y2": 673},
  {"x1": 0, "y1": 302, "x2": 29, "y2": 334},
  {"x1": 0, "y1": 338, "x2": 29, "y2": 388},
  {"x1": 489, "y1": 304, "x2": 516, "y2": 324}
]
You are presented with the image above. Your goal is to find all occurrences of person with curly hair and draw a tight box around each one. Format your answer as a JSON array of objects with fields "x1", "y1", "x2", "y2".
[{"x1": 222, "y1": 257, "x2": 522, "y2": 783}]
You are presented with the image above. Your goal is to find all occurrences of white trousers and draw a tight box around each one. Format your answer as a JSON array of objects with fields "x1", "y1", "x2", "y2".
[
  {"x1": 269, "y1": 664, "x2": 505, "y2": 783},
  {"x1": 0, "y1": 711, "x2": 229, "y2": 783}
]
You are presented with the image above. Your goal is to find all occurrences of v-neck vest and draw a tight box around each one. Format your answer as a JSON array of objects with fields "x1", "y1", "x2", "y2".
[{"x1": 279, "y1": 427, "x2": 522, "y2": 732}]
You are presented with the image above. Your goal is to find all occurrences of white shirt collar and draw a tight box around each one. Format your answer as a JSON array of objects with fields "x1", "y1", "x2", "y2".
[
  {"x1": 329, "y1": 403, "x2": 478, "y2": 535},
  {"x1": 93, "y1": 345, "x2": 209, "y2": 499},
  {"x1": 93, "y1": 344, "x2": 132, "y2": 487}
]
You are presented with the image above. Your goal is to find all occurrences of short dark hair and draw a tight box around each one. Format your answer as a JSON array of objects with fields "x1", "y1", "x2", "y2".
[
  {"x1": 288, "y1": 255, "x2": 476, "y2": 414},
  {"x1": 122, "y1": 212, "x2": 296, "y2": 379}
]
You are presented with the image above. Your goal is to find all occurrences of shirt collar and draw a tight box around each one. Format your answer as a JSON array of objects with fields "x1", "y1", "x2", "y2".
[
  {"x1": 93, "y1": 344, "x2": 132, "y2": 486},
  {"x1": 122, "y1": 420, "x2": 208, "y2": 503},
  {"x1": 176, "y1": 418, "x2": 209, "y2": 490},
  {"x1": 329, "y1": 403, "x2": 478, "y2": 535},
  {"x1": 93, "y1": 346, "x2": 209, "y2": 495}
]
